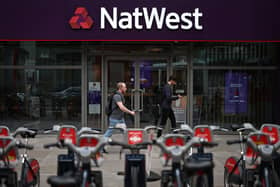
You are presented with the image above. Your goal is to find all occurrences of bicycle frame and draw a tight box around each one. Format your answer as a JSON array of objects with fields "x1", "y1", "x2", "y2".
[
  {"x1": 225, "y1": 131, "x2": 247, "y2": 186},
  {"x1": 20, "y1": 135, "x2": 39, "y2": 187}
]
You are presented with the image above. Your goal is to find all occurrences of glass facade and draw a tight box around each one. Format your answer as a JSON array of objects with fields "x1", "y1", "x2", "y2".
[
  {"x1": 87, "y1": 56, "x2": 102, "y2": 129},
  {"x1": 0, "y1": 42, "x2": 82, "y2": 130},
  {"x1": 193, "y1": 69, "x2": 278, "y2": 128},
  {"x1": 193, "y1": 43, "x2": 277, "y2": 66},
  {"x1": 0, "y1": 41, "x2": 279, "y2": 131}
]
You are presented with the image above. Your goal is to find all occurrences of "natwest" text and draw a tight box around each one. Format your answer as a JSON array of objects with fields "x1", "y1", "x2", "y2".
[{"x1": 100, "y1": 7, "x2": 203, "y2": 30}]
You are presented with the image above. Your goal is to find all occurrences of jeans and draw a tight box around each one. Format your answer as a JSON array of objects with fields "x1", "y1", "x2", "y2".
[{"x1": 104, "y1": 118, "x2": 125, "y2": 137}]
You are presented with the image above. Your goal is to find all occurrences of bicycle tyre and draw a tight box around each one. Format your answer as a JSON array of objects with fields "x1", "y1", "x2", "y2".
[
  {"x1": 261, "y1": 167, "x2": 272, "y2": 187},
  {"x1": 161, "y1": 170, "x2": 173, "y2": 187},
  {"x1": 190, "y1": 174, "x2": 209, "y2": 187},
  {"x1": 224, "y1": 168, "x2": 238, "y2": 187},
  {"x1": 91, "y1": 170, "x2": 103, "y2": 187}
]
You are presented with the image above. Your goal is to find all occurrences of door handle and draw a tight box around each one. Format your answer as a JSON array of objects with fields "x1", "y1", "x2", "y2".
[
  {"x1": 138, "y1": 89, "x2": 144, "y2": 112},
  {"x1": 131, "y1": 89, "x2": 136, "y2": 111}
]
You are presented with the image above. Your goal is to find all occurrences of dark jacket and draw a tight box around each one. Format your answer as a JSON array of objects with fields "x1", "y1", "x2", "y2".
[{"x1": 161, "y1": 84, "x2": 178, "y2": 109}]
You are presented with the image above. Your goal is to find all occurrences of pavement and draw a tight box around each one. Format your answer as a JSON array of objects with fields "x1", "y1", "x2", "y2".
[{"x1": 15, "y1": 134, "x2": 241, "y2": 187}]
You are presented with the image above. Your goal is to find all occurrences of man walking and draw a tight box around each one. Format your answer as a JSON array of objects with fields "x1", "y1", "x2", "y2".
[
  {"x1": 157, "y1": 76, "x2": 182, "y2": 137},
  {"x1": 104, "y1": 82, "x2": 135, "y2": 138}
]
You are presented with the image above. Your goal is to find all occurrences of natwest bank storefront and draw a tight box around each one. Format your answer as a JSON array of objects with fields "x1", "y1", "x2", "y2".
[{"x1": 0, "y1": 41, "x2": 279, "y2": 131}]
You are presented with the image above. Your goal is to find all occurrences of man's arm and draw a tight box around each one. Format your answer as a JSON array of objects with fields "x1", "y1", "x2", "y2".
[
  {"x1": 116, "y1": 101, "x2": 135, "y2": 115},
  {"x1": 164, "y1": 85, "x2": 179, "y2": 101}
]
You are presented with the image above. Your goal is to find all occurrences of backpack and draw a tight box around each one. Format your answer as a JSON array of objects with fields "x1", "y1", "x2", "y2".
[{"x1": 105, "y1": 92, "x2": 121, "y2": 116}]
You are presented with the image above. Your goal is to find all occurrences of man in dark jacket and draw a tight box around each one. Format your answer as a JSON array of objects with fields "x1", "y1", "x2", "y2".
[{"x1": 157, "y1": 76, "x2": 182, "y2": 137}]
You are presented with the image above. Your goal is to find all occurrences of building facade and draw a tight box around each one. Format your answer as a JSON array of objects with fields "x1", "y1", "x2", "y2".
[{"x1": 0, "y1": 41, "x2": 279, "y2": 131}]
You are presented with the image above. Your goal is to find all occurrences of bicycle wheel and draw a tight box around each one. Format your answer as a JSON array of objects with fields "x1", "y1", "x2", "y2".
[
  {"x1": 190, "y1": 174, "x2": 209, "y2": 187},
  {"x1": 91, "y1": 171, "x2": 103, "y2": 187},
  {"x1": 261, "y1": 168, "x2": 272, "y2": 187},
  {"x1": 224, "y1": 168, "x2": 236, "y2": 187},
  {"x1": 161, "y1": 170, "x2": 173, "y2": 187},
  {"x1": 21, "y1": 158, "x2": 40, "y2": 187}
]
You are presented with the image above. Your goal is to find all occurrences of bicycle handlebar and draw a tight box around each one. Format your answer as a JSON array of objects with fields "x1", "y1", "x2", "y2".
[
  {"x1": 64, "y1": 137, "x2": 107, "y2": 159},
  {"x1": 210, "y1": 125, "x2": 229, "y2": 132},
  {"x1": 109, "y1": 126, "x2": 161, "y2": 134},
  {"x1": 173, "y1": 128, "x2": 193, "y2": 135},
  {"x1": 77, "y1": 127, "x2": 101, "y2": 136},
  {"x1": 44, "y1": 142, "x2": 62, "y2": 149},
  {"x1": 155, "y1": 135, "x2": 218, "y2": 158},
  {"x1": 143, "y1": 126, "x2": 162, "y2": 132},
  {"x1": 0, "y1": 139, "x2": 33, "y2": 156},
  {"x1": 246, "y1": 138, "x2": 280, "y2": 161},
  {"x1": 12, "y1": 127, "x2": 37, "y2": 138},
  {"x1": 227, "y1": 137, "x2": 247, "y2": 145},
  {"x1": 108, "y1": 127, "x2": 126, "y2": 133}
]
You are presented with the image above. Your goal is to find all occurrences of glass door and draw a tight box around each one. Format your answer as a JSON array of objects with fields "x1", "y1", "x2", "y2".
[{"x1": 106, "y1": 57, "x2": 168, "y2": 128}]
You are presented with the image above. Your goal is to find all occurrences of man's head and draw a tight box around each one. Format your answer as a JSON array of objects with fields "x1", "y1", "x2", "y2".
[
  {"x1": 117, "y1": 82, "x2": 127, "y2": 94},
  {"x1": 168, "y1": 75, "x2": 177, "y2": 85}
]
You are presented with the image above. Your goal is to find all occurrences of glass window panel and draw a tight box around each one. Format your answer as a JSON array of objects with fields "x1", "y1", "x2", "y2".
[
  {"x1": 0, "y1": 41, "x2": 82, "y2": 66},
  {"x1": 193, "y1": 69, "x2": 279, "y2": 128},
  {"x1": 0, "y1": 69, "x2": 81, "y2": 130},
  {"x1": 193, "y1": 43, "x2": 277, "y2": 66},
  {"x1": 87, "y1": 56, "x2": 102, "y2": 129}
]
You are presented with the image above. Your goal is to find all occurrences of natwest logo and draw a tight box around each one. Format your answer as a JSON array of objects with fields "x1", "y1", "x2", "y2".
[
  {"x1": 100, "y1": 7, "x2": 203, "y2": 30},
  {"x1": 69, "y1": 7, "x2": 94, "y2": 29},
  {"x1": 128, "y1": 130, "x2": 143, "y2": 145}
]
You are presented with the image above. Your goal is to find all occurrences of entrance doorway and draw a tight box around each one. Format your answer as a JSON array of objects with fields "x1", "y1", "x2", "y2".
[{"x1": 106, "y1": 57, "x2": 168, "y2": 128}]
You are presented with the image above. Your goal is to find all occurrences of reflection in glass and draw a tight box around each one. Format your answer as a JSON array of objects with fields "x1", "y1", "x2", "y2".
[
  {"x1": 193, "y1": 70, "x2": 277, "y2": 128},
  {"x1": 0, "y1": 69, "x2": 81, "y2": 130}
]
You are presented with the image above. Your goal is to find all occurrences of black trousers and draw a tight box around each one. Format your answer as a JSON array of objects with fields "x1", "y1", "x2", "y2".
[{"x1": 157, "y1": 107, "x2": 176, "y2": 137}]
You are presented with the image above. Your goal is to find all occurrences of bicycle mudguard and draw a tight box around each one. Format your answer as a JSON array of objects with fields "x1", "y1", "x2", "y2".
[
  {"x1": 224, "y1": 156, "x2": 242, "y2": 185},
  {"x1": 125, "y1": 154, "x2": 146, "y2": 187},
  {"x1": 0, "y1": 168, "x2": 18, "y2": 187}
]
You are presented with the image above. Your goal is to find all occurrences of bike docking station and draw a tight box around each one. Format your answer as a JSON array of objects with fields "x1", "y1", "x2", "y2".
[{"x1": 108, "y1": 126, "x2": 161, "y2": 187}]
